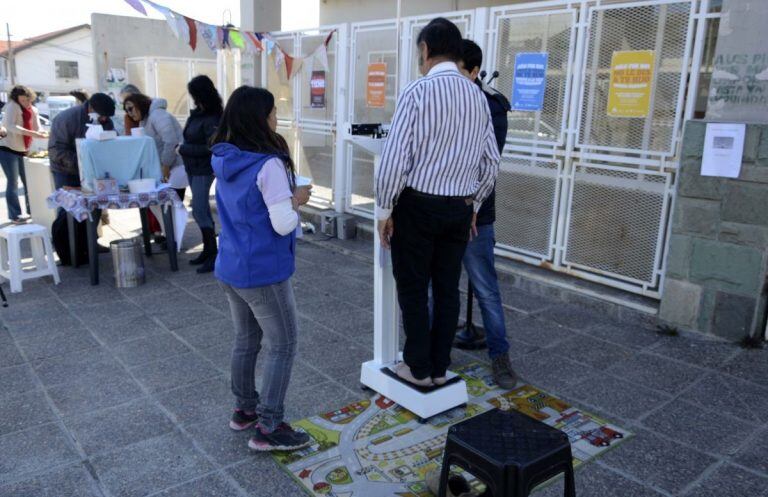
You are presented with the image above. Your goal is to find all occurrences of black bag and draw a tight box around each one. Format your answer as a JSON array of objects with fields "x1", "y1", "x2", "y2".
[{"x1": 51, "y1": 210, "x2": 88, "y2": 266}]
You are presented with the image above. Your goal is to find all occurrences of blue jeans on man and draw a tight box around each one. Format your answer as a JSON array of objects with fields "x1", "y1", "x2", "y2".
[{"x1": 462, "y1": 223, "x2": 509, "y2": 359}]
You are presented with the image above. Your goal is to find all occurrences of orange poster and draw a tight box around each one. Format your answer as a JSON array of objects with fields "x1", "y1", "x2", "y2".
[{"x1": 366, "y1": 62, "x2": 387, "y2": 108}]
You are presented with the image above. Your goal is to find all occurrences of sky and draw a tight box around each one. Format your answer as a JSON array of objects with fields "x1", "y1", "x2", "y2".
[{"x1": 3, "y1": 0, "x2": 319, "y2": 41}]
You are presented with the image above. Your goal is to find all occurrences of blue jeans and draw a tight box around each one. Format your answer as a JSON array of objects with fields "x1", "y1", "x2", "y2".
[
  {"x1": 222, "y1": 279, "x2": 298, "y2": 433},
  {"x1": 463, "y1": 224, "x2": 509, "y2": 359},
  {"x1": 0, "y1": 149, "x2": 29, "y2": 221},
  {"x1": 189, "y1": 174, "x2": 214, "y2": 229}
]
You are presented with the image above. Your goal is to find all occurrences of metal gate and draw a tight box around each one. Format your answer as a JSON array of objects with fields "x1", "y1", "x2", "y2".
[
  {"x1": 262, "y1": 25, "x2": 347, "y2": 209},
  {"x1": 485, "y1": 0, "x2": 704, "y2": 297},
  {"x1": 248, "y1": 0, "x2": 710, "y2": 298}
]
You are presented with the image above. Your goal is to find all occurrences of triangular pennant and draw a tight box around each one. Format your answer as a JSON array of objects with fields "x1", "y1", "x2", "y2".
[
  {"x1": 324, "y1": 30, "x2": 335, "y2": 47},
  {"x1": 199, "y1": 22, "x2": 218, "y2": 51},
  {"x1": 124, "y1": 0, "x2": 147, "y2": 15},
  {"x1": 313, "y1": 43, "x2": 329, "y2": 72},
  {"x1": 216, "y1": 26, "x2": 225, "y2": 48},
  {"x1": 255, "y1": 32, "x2": 264, "y2": 41},
  {"x1": 175, "y1": 15, "x2": 190, "y2": 46},
  {"x1": 185, "y1": 17, "x2": 197, "y2": 51},
  {"x1": 229, "y1": 30, "x2": 245, "y2": 50},
  {"x1": 149, "y1": 2, "x2": 180, "y2": 38},
  {"x1": 274, "y1": 48, "x2": 285, "y2": 73},
  {"x1": 221, "y1": 27, "x2": 230, "y2": 48},
  {"x1": 244, "y1": 32, "x2": 263, "y2": 53},
  {"x1": 284, "y1": 53, "x2": 294, "y2": 79}
]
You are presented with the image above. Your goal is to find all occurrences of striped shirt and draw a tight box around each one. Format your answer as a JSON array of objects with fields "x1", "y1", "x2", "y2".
[{"x1": 374, "y1": 61, "x2": 500, "y2": 220}]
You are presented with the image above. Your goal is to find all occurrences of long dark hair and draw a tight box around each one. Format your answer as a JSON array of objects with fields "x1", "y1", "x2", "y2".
[
  {"x1": 188, "y1": 75, "x2": 223, "y2": 116},
  {"x1": 211, "y1": 86, "x2": 295, "y2": 180},
  {"x1": 122, "y1": 93, "x2": 152, "y2": 121}
]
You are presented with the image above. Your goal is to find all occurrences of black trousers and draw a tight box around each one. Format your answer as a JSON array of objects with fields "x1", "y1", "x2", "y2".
[{"x1": 391, "y1": 188, "x2": 473, "y2": 380}]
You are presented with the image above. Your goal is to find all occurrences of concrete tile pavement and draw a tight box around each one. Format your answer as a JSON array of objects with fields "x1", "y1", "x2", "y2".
[{"x1": 0, "y1": 190, "x2": 765, "y2": 496}]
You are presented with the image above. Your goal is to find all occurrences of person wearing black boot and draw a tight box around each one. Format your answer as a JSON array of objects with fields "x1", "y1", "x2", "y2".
[{"x1": 178, "y1": 75, "x2": 223, "y2": 274}]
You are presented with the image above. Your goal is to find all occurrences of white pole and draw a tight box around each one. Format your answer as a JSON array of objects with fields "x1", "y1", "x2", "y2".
[{"x1": 395, "y1": 0, "x2": 402, "y2": 97}]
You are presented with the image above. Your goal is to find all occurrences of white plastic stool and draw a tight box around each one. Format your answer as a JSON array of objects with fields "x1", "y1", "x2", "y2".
[{"x1": 0, "y1": 224, "x2": 60, "y2": 293}]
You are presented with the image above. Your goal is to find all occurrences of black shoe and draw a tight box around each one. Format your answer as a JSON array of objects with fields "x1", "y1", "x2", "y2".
[
  {"x1": 190, "y1": 227, "x2": 215, "y2": 266},
  {"x1": 189, "y1": 251, "x2": 208, "y2": 265},
  {"x1": 229, "y1": 410, "x2": 259, "y2": 431},
  {"x1": 153, "y1": 235, "x2": 166, "y2": 245},
  {"x1": 196, "y1": 254, "x2": 216, "y2": 274},
  {"x1": 248, "y1": 423, "x2": 311, "y2": 451}
]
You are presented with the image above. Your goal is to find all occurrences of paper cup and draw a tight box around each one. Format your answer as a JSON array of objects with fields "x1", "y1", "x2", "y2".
[
  {"x1": 131, "y1": 127, "x2": 146, "y2": 137},
  {"x1": 296, "y1": 175, "x2": 312, "y2": 187}
]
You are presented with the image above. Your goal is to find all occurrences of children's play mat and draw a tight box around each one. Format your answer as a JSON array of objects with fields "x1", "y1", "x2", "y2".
[{"x1": 273, "y1": 363, "x2": 631, "y2": 497}]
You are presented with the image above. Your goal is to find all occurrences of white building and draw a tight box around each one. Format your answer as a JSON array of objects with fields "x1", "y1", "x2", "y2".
[{"x1": 0, "y1": 25, "x2": 97, "y2": 97}]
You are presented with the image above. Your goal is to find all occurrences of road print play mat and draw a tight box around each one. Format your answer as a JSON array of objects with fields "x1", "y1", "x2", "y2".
[{"x1": 273, "y1": 363, "x2": 631, "y2": 497}]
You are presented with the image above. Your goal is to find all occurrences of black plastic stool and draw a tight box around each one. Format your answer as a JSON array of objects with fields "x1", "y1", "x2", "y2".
[{"x1": 438, "y1": 408, "x2": 575, "y2": 497}]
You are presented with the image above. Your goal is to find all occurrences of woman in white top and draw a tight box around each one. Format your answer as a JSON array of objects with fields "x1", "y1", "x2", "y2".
[{"x1": 0, "y1": 85, "x2": 47, "y2": 223}]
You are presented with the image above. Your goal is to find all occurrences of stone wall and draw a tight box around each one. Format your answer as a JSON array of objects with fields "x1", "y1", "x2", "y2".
[{"x1": 660, "y1": 121, "x2": 768, "y2": 340}]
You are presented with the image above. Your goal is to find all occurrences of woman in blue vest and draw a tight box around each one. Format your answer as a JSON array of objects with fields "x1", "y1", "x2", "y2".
[{"x1": 211, "y1": 86, "x2": 312, "y2": 452}]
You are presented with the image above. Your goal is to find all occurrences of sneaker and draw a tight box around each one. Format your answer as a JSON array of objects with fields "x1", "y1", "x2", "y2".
[
  {"x1": 491, "y1": 355, "x2": 519, "y2": 390},
  {"x1": 394, "y1": 362, "x2": 434, "y2": 388},
  {"x1": 248, "y1": 423, "x2": 311, "y2": 451},
  {"x1": 229, "y1": 410, "x2": 259, "y2": 431}
]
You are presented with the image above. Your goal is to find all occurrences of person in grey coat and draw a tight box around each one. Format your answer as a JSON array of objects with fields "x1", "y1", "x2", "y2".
[{"x1": 122, "y1": 93, "x2": 186, "y2": 196}]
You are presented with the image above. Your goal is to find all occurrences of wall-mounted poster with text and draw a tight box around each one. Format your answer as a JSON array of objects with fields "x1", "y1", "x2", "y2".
[
  {"x1": 366, "y1": 62, "x2": 387, "y2": 108},
  {"x1": 511, "y1": 52, "x2": 548, "y2": 112},
  {"x1": 607, "y1": 50, "x2": 655, "y2": 118},
  {"x1": 310, "y1": 71, "x2": 326, "y2": 109}
]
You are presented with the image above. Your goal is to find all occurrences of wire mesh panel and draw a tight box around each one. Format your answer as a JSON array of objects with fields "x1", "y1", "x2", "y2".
[
  {"x1": 404, "y1": 13, "x2": 473, "y2": 85},
  {"x1": 347, "y1": 143, "x2": 375, "y2": 214},
  {"x1": 298, "y1": 31, "x2": 338, "y2": 124},
  {"x1": 296, "y1": 129, "x2": 335, "y2": 206},
  {"x1": 491, "y1": 9, "x2": 576, "y2": 146},
  {"x1": 577, "y1": 1, "x2": 693, "y2": 155},
  {"x1": 495, "y1": 156, "x2": 561, "y2": 259},
  {"x1": 266, "y1": 35, "x2": 297, "y2": 122},
  {"x1": 350, "y1": 22, "x2": 398, "y2": 125},
  {"x1": 563, "y1": 163, "x2": 670, "y2": 286}
]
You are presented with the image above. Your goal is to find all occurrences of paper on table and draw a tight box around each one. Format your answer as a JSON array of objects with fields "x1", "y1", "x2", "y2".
[{"x1": 701, "y1": 123, "x2": 746, "y2": 179}]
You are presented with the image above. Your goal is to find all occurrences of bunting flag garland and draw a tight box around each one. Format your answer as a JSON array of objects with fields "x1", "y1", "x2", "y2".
[
  {"x1": 122, "y1": 0, "x2": 337, "y2": 80},
  {"x1": 185, "y1": 17, "x2": 197, "y2": 51}
]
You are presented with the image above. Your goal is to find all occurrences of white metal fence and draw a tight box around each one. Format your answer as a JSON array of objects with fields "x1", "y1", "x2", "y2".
[{"x1": 254, "y1": 0, "x2": 715, "y2": 298}]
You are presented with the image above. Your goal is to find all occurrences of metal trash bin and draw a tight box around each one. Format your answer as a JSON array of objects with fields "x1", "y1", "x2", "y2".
[{"x1": 110, "y1": 238, "x2": 145, "y2": 288}]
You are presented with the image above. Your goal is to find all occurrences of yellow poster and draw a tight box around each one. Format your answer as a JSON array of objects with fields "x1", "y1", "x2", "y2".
[{"x1": 607, "y1": 50, "x2": 654, "y2": 118}]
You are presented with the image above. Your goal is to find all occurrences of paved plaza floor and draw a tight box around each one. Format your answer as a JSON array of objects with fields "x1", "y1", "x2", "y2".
[{"x1": 0, "y1": 190, "x2": 766, "y2": 497}]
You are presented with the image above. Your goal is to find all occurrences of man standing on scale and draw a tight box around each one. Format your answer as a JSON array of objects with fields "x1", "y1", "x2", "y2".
[{"x1": 375, "y1": 18, "x2": 500, "y2": 388}]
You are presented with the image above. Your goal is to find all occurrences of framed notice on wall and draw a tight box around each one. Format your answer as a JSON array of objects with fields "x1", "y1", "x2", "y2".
[
  {"x1": 310, "y1": 71, "x2": 326, "y2": 109},
  {"x1": 607, "y1": 50, "x2": 655, "y2": 118},
  {"x1": 366, "y1": 62, "x2": 387, "y2": 108},
  {"x1": 511, "y1": 52, "x2": 548, "y2": 112}
]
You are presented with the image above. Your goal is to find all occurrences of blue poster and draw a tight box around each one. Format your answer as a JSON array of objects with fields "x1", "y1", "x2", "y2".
[{"x1": 511, "y1": 52, "x2": 548, "y2": 112}]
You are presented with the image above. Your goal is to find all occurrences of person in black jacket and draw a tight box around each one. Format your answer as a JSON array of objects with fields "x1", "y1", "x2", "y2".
[
  {"x1": 178, "y1": 75, "x2": 224, "y2": 274},
  {"x1": 455, "y1": 39, "x2": 517, "y2": 389}
]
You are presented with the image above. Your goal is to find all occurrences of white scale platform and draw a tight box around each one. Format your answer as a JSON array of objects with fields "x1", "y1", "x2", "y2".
[{"x1": 352, "y1": 135, "x2": 468, "y2": 420}]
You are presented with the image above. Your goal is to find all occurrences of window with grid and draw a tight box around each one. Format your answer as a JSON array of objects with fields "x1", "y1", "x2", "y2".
[{"x1": 55, "y1": 60, "x2": 79, "y2": 79}]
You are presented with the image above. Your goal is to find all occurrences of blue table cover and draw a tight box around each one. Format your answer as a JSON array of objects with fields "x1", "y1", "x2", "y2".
[{"x1": 78, "y1": 136, "x2": 162, "y2": 191}]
